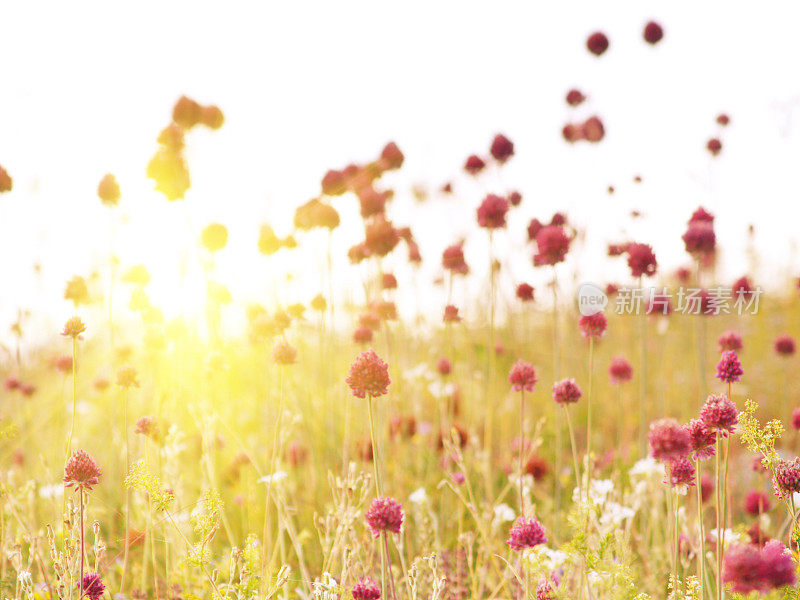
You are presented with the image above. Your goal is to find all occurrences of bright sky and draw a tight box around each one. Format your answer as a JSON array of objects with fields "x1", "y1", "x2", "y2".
[{"x1": 2, "y1": 1, "x2": 800, "y2": 344}]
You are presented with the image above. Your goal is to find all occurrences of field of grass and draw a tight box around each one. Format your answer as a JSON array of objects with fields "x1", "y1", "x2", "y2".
[{"x1": 2, "y1": 99, "x2": 800, "y2": 600}]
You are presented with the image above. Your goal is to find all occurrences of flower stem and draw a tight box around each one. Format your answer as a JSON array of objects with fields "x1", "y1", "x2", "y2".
[
  {"x1": 695, "y1": 460, "x2": 705, "y2": 600},
  {"x1": 368, "y1": 395, "x2": 386, "y2": 598},
  {"x1": 518, "y1": 390, "x2": 525, "y2": 517}
]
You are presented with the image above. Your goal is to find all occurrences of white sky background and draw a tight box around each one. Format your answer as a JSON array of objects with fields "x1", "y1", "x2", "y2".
[{"x1": 2, "y1": 1, "x2": 800, "y2": 343}]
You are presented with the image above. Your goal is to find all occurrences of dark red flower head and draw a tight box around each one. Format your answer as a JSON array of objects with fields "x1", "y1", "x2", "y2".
[
  {"x1": 707, "y1": 138, "x2": 722, "y2": 156},
  {"x1": 791, "y1": 407, "x2": 800, "y2": 430},
  {"x1": 582, "y1": 116, "x2": 605, "y2": 143},
  {"x1": 586, "y1": 32, "x2": 609, "y2": 56},
  {"x1": 442, "y1": 242, "x2": 469, "y2": 275},
  {"x1": 380, "y1": 142, "x2": 404, "y2": 171},
  {"x1": 718, "y1": 330, "x2": 743, "y2": 353},
  {"x1": 464, "y1": 155, "x2": 486, "y2": 176},
  {"x1": 64, "y1": 449, "x2": 102, "y2": 491},
  {"x1": 443, "y1": 305, "x2": 461, "y2": 323},
  {"x1": 578, "y1": 312, "x2": 607, "y2": 340},
  {"x1": 352, "y1": 578, "x2": 381, "y2": 600},
  {"x1": 643, "y1": 21, "x2": 664, "y2": 45},
  {"x1": 346, "y1": 350, "x2": 390, "y2": 398},
  {"x1": 490, "y1": 134, "x2": 514, "y2": 164},
  {"x1": 533, "y1": 226, "x2": 571, "y2": 266},
  {"x1": 744, "y1": 490, "x2": 771, "y2": 516},
  {"x1": 682, "y1": 223, "x2": 716, "y2": 256},
  {"x1": 626, "y1": 243, "x2": 658, "y2": 278},
  {"x1": 774, "y1": 334, "x2": 796, "y2": 357},
  {"x1": 552, "y1": 378, "x2": 582, "y2": 405},
  {"x1": 700, "y1": 393, "x2": 738, "y2": 433},
  {"x1": 365, "y1": 496, "x2": 403, "y2": 537},
  {"x1": 648, "y1": 418, "x2": 691, "y2": 463},
  {"x1": 516, "y1": 283, "x2": 534, "y2": 302},
  {"x1": 715, "y1": 350, "x2": 743, "y2": 384},
  {"x1": 566, "y1": 89, "x2": 586, "y2": 107},
  {"x1": 476, "y1": 194, "x2": 509, "y2": 229},
  {"x1": 506, "y1": 516, "x2": 547, "y2": 550},
  {"x1": 684, "y1": 418, "x2": 716, "y2": 461},
  {"x1": 364, "y1": 216, "x2": 400, "y2": 257},
  {"x1": 716, "y1": 114, "x2": 730, "y2": 126},
  {"x1": 80, "y1": 573, "x2": 106, "y2": 600},
  {"x1": 509, "y1": 360, "x2": 537, "y2": 392},
  {"x1": 608, "y1": 356, "x2": 633, "y2": 384}
]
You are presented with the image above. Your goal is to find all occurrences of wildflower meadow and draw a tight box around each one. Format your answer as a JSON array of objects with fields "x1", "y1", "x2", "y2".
[{"x1": 2, "y1": 6, "x2": 800, "y2": 600}]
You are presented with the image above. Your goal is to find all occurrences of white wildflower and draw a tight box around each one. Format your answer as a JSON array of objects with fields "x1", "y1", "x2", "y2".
[
  {"x1": 629, "y1": 457, "x2": 662, "y2": 479},
  {"x1": 259, "y1": 471, "x2": 288, "y2": 485},
  {"x1": 493, "y1": 503, "x2": 516, "y2": 523},
  {"x1": 409, "y1": 487, "x2": 428, "y2": 504}
]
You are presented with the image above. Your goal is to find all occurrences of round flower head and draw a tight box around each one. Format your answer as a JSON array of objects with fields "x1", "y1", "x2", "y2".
[
  {"x1": 79, "y1": 572, "x2": 106, "y2": 600},
  {"x1": 272, "y1": 339, "x2": 297, "y2": 365},
  {"x1": 379, "y1": 141, "x2": 404, "y2": 170},
  {"x1": 535, "y1": 579, "x2": 555, "y2": 600},
  {"x1": 443, "y1": 305, "x2": 461, "y2": 323},
  {"x1": 346, "y1": 350, "x2": 390, "y2": 399},
  {"x1": 578, "y1": 312, "x2": 607, "y2": 340},
  {"x1": 506, "y1": 516, "x2": 547, "y2": 550},
  {"x1": 664, "y1": 457, "x2": 695, "y2": 493},
  {"x1": 608, "y1": 356, "x2": 633, "y2": 384},
  {"x1": 464, "y1": 154, "x2": 486, "y2": 176},
  {"x1": 643, "y1": 21, "x2": 664, "y2": 45},
  {"x1": 732, "y1": 275, "x2": 754, "y2": 296},
  {"x1": 682, "y1": 223, "x2": 716, "y2": 257},
  {"x1": 700, "y1": 393, "x2": 738, "y2": 433},
  {"x1": 774, "y1": 334, "x2": 796, "y2": 357},
  {"x1": 116, "y1": 365, "x2": 139, "y2": 388},
  {"x1": 552, "y1": 378, "x2": 582, "y2": 405},
  {"x1": 648, "y1": 418, "x2": 691, "y2": 463},
  {"x1": 792, "y1": 407, "x2": 800, "y2": 430},
  {"x1": 64, "y1": 449, "x2": 102, "y2": 491},
  {"x1": 718, "y1": 330, "x2": 743, "y2": 353},
  {"x1": 507, "y1": 190, "x2": 522, "y2": 206},
  {"x1": 509, "y1": 360, "x2": 537, "y2": 392},
  {"x1": 442, "y1": 242, "x2": 469, "y2": 275},
  {"x1": 773, "y1": 458, "x2": 800, "y2": 499},
  {"x1": 723, "y1": 541, "x2": 796, "y2": 594},
  {"x1": 351, "y1": 578, "x2": 381, "y2": 600},
  {"x1": 476, "y1": 194, "x2": 509, "y2": 229},
  {"x1": 516, "y1": 283, "x2": 534, "y2": 302},
  {"x1": 97, "y1": 174, "x2": 121, "y2": 206},
  {"x1": 744, "y1": 490, "x2": 771, "y2": 516},
  {"x1": 626, "y1": 243, "x2": 657, "y2": 278},
  {"x1": 61, "y1": 316, "x2": 86, "y2": 339},
  {"x1": 586, "y1": 31, "x2": 609, "y2": 56},
  {"x1": 722, "y1": 543, "x2": 767, "y2": 594},
  {"x1": 707, "y1": 138, "x2": 722, "y2": 156},
  {"x1": 716, "y1": 350, "x2": 743, "y2": 384},
  {"x1": 760, "y1": 540, "x2": 797, "y2": 589},
  {"x1": 533, "y1": 226, "x2": 571, "y2": 266},
  {"x1": 566, "y1": 89, "x2": 585, "y2": 107},
  {"x1": 684, "y1": 418, "x2": 716, "y2": 461},
  {"x1": 364, "y1": 216, "x2": 400, "y2": 257},
  {"x1": 490, "y1": 134, "x2": 514, "y2": 164},
  {"x1": 527, "y1": 218, "x2": 543, "y2": 241},
  {"x1": 365, "y1": 496, "x2": 403, "y2": 537},
  {"x1": 582, "y1": 116, "x2": 605, "y2": 142}
]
